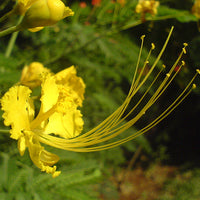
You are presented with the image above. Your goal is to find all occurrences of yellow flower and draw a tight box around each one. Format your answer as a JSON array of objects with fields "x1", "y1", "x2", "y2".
[
  {"x1": 20, "y1": 62, "x2": 51, "y2": 88},
  {"x1": 18, "y1": 0, "x2": 74, "y2": 32},
  {"x1": 13, "y1": 0, "x2": 39, "y2": 15},
  {"x1": 1, "y1": 66, "x2": 85, "y2": 177},
  {"x1": 1, "y1": 27, "x2": 199, "y2": 176},
  {"x1": 192, "y1": 0, "x2": 200, "y2": 18},
  {"x1": 0, "y1": 0, "x2": 74, "y2": 33},
  {"x1": 136, "y1": 0, "x2": 159, "y2": 21}
]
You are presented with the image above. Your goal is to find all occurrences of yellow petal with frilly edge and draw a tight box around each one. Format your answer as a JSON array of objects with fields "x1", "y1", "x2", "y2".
[
  {"x1": 27, "y1": 132, "x2": 61, "y2": 177},
  {"x1": 1, "y1": 86, "x2": 34, "y2": 140},
  {"x1": 55, "y1": 66, "x2": 85, "y2": 106}
]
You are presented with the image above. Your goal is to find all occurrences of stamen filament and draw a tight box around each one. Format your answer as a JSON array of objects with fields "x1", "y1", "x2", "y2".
[
  {"x1": 32, "y1": 27, "x2": 198, "y2": 154},
  {"x1": 30, "y1": 105, "x2": 57, "y2": 129}
]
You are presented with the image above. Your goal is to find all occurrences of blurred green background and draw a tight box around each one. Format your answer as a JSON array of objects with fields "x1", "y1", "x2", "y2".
[{"x1": 0, "y1": 0, "x2": 200, "y2": 199}]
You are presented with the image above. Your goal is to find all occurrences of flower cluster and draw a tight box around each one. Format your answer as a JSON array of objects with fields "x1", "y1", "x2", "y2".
[
  {"x1": 1, "y1": 63, "x2": 85, "y2": 177},
  {"x1": 136, "y1": 0, "x2": 159, "y2": 21}
]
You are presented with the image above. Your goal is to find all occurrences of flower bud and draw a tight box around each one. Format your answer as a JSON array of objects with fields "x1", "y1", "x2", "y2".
[
  {"x1": 20, "y1": 62, "x2": 51, "y2": 88},
  {"x1": 19, "y1": 0, "x2": 74, "y2": 31},
  {"x1": 13, "y1": 0, "x2": 39, "y2": 15}
]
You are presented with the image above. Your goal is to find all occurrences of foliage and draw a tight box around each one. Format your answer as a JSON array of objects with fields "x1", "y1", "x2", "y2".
[
  {"x1": 159, "y1": 169, "x2": 200, "y2": 200},
  {"x1": 0, "y1": 151, "x2": 102, "y2": 200},
  {"x1": 0, "y1": 0, "x2": 200, "y2": 199}
]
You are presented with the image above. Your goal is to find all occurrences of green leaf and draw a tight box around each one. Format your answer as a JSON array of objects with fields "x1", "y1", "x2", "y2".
[{"x1": 158, "y1": 6, "x2": 197, "y2": 22}]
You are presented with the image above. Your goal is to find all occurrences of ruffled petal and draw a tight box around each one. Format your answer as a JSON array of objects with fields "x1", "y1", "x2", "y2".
[
  {"x1": 54, "y1": 66, "x2": 85, "y2": 106},
  {"x1": 1, "y1": 86, "x2": 34, "y2": 139},
  {"x1": 26, "y1": 132, "x2": 61, "y2": 177}
]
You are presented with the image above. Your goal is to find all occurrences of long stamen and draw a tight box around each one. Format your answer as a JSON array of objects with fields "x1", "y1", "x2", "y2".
[
  {"x1": 38, "y1": 78, "x2": 197, "y2": 153},
  {"x1": 36, "y1": 27, "x2": 199, "y2": 153},
  {"x1": 70, "y1": 27, "x2": 174, "y2": 141}
]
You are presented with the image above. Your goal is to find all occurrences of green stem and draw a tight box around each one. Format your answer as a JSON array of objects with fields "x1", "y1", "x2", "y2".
[
  {"x1": 5, "y1": 16, "x2": 24, "y2": 58},
  {"x1": 0, "y1": 25, "x2": 22, "y2": 38},
  {"x1": 5, "y1": 31, "x2": 18, "y2": 57},
  {"x1": 0, "y1": 129, "x2": 10, "y2": 134}
]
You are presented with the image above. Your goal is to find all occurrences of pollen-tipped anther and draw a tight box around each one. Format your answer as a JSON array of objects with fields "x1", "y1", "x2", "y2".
[
  {"x1": 192, "y1": 84, "x2": 197, "y2": 89},
  {"x1": 162, "y1": 64, "x2": 166, "y2": 69},
  {"x1": 181, "y1": 61, "x2": 185, "y2": 66},
  {"x1": 151, "y1": 43, "x2": 155, "y2": 50}
]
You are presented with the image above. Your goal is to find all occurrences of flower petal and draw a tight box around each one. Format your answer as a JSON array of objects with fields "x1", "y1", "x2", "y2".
[
  {"x1": 55, "y1": 66, "x2": 85, "y2": 106},
  {"x1": 40, "y1": 75, "x2": 59, "y2": 113},
  {"x1": 14, "y1": 0, "x2": 39, "y2": 15},
  {"x1": 27, "y1": 132, "x2": 61, "y2": 177},
  {"x1": 62, "y1": 6, "x2": 74, "y2": 18},
  {"x1": 44, "y1": 109, "x2": 83, "y2": 138},
  {"x1": 18, "y1": 136, "x2": 26, "y2": 156},
  {"x1": 1, "y1": 86, "x2": 34, "y2": 139}
]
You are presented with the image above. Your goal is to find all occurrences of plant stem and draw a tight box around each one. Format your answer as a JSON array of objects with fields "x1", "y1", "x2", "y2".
[
  {"x1": 5, "y1": 31, "x2": 18, "y2": 57},
  {"x1": 5, "y1": 16, "x2": 23, "y2": 58},
  {"x1": 0, "y1": 25, "x2": 21, "y2": 38},
  {"x1": 0, "y1": 129, "x2": 10, "y2": 134},
  {"x1": 117, "y1": 146, "x2": 143, "y2": 192}
]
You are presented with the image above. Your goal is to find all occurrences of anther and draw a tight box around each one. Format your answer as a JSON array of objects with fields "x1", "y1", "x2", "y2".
[
  {"x1": 162, "y1": 64, "x2": 166, "y2": 69},
  {"x1": 182, "y1": 43, "x2": 188, "y2": 54},
  {"x1": 182, "y1": 47, "x2": 187, "y2": 54},
  {"x1": 151, "y1": 43, "x2": 155, "y2": 50},
  {"x1": 181, "y1": 61, "x2": 185, "y2": 66},
  {"x1": 192, "y1": 84, "x2": 196, "y2": 89}
]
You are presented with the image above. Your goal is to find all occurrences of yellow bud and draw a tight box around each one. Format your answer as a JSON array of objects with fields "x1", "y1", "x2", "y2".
[
  {"x1": 19, "y1": 0, "x2": 74, "y2": 31},
  {"x1": 20, "y1": 62, "x2": 51, "y2": 88},
  {"x1": 13, "y1": 0, "x2": 39, "y2": 15}
]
